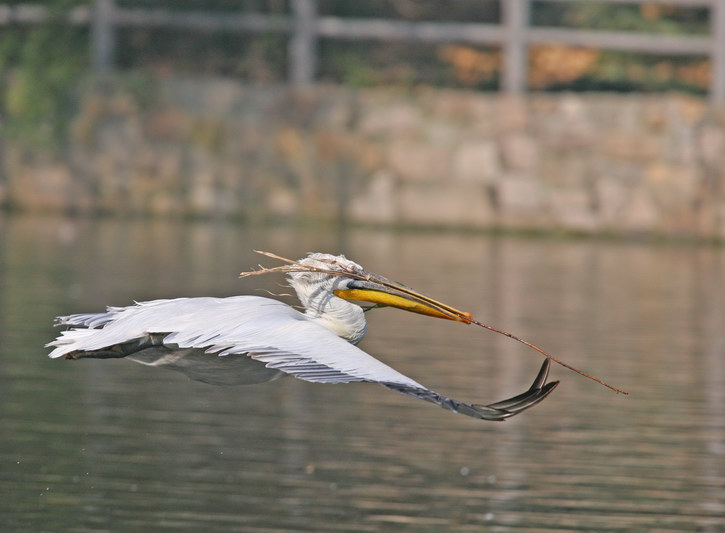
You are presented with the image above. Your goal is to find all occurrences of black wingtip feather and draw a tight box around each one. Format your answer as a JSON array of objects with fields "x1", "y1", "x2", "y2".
[{"x1": 381, "y1": 358, "x2": 559, "y2": 422}]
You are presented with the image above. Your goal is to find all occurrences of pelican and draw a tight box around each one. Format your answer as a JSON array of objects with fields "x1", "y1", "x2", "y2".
[{"x1": 47, "y1": 253, "x2": 558, "y2": 421}]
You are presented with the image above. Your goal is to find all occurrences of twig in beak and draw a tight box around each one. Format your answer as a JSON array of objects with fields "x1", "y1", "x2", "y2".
[{"x1": 466, "y1": 317, "x2": 628, "y2": 395}]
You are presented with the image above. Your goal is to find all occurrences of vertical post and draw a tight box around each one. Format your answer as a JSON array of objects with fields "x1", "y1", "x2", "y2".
[
  {"x1": 502, "y1": 0, "x2": 530, "y2": 95},
  {"x1": 289, "y1": 0, "x2": 317, "y2": 86},
  {"x1": 91, "y1": 0, "x2": 115, "y2": 74},
  {"x1": 712, "y1": 0, "x2": 725, "y2": 106}
]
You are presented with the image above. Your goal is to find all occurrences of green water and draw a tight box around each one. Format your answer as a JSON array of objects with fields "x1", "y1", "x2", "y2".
[{"x1": 1, "y1": 214, "x2": 723, "y2": 532}]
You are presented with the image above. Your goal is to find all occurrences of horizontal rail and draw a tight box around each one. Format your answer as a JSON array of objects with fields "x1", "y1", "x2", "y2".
[
  {"x1": 316, "y1": 18, "x2": 505, "y2": 45},
  {"x1": 541, "y1": 0, "x2": 713, "y2": 6},
  {"x1": 528, "y1": 27, "x2": 712, "y2": 55},
  {"x1": 0, "y1": 0, "x2": 722, "y2": 104},
  {"x1": 0, "y1": 4, "x2": 90, "y2": 24},
  {"x1": 113, "y1": 9, "x2": 291, "y2": 33}
]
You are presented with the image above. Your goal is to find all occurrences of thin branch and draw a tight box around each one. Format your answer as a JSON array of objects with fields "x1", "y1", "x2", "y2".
[{"x1": 467, "y1": 318, "x2": 628, "y2": 395}]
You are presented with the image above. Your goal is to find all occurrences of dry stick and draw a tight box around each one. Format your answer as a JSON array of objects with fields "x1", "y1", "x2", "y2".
[
  {"x1": 467, "y1": 318, "x2": 628, "y2": 395},
  {"x1": 244, "y1": 251, "x2": 629, "y2": 395}
]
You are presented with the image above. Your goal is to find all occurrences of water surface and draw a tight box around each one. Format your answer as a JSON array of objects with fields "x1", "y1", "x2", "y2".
[{"x1": 1, "y1": 214, "x2": 724, "y2": 532}]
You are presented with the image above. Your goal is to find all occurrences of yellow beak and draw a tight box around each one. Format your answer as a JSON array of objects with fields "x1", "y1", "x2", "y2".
[{"x1": 333, "y1": 286, "x2": 472, "y2": 323}]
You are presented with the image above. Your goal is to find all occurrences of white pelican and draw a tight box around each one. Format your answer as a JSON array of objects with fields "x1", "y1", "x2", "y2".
[{"x1": 47, "y1": 253, "x2": 558, "y2": 421}]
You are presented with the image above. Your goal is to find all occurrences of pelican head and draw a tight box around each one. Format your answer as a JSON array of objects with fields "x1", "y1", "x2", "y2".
[{"x1": 288, "y1": 253, "x2": 471, "y2": 345}]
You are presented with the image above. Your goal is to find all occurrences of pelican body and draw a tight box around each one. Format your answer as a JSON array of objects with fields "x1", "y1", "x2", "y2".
[{"x1": 48, "y1": 253, "x2": 557, "y2": 421}]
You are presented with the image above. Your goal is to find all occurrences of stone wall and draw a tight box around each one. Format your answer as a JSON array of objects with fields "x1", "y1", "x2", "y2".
[{"x1": 3, "y1": 78, "x2": 725, "y2": 239}]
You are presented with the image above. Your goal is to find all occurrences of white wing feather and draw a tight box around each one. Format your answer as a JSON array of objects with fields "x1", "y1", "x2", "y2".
[{"x1": 47, "y1": 296, "x2": 424, "y2": 389}]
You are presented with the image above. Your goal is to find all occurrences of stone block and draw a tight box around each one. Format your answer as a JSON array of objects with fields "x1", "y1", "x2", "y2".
[
  {"x1": 540, "y1": 154, "x2": 589, "y2": 187},
  {"x1": 349, "y1": 170, "x2": 399, "y2": 224},
  {"x1": 594, "y1": 177, "x2": 629, "y2": 222},
  {"x1": 399, "y1": 181, "x2": 494, "y2": 227},
  {"x1": 664, "y1": 126, "x2": 697, "y2": 166},
  {"x1": 315, "y1": 130, "x2": 346, "y2": 164},
  {"x1": 424, "y1": 119, "x2": 460, "y2": 146},
  {"x1": 537, "y1": 96, "x2": 597, "y2": 150},
  {"x1": 424, "y1": 90, "x2": 495, "y2": 130},
  {"x1": 352, "y1": 140, "x2": 385, "y2": 174},
  {"x1": 645, "y1": 162, "x2": 699, "y2": 210},
  {"x1": 698, "y1": 125, "x2": 725, "y2": 167},
  {"x1": 621, "y1": 187, "x2": 659, "y2": 232},
  {"x1": 149, "y1": 192, "x2": 178, "y2": 217},
  {"x1": 496, "y1": 174, "x2": 545, "y2": 213},
  {"x1": 453, "y1": 140, "x2": 500, "y2": 183},
  {"x1": 146, "y1": 108, "x2": 190, "y2": 140},
  {"x1": 499, "y1": 133, "x2": 539, "y2": 172},
  {"x1": 549, "y1": 187, "x2": 599, "y2": 231},
  {"x1": 198, "y1": 79, "x2": 243, "y2": 117},
  {"x1": 495, "y1": 95, "x2": 529, "y2": 132},
  {"x1": 276, "y1": 127, "x2": 305, "y2": 161},
  {"x1": 320, "y1": 98, "x2": 354, "y2": 130},
  {"x1": 188, "y1": 178, "x2": 217, "y2": 215},
  {"x1": 716, "y1": 203, "x2": 725, "y2": 240},
  {"x1": 267, "y1": 187, "x2": 299, "y2": 217},
  {"x1": 358, "y1": 102, "x2": 422, "y2": 137},
  {"x1": 314, "y1": 130, "x2": 384, "y2": 173},
  {"x1": 8, "y1": 161, "x2": 92, "y2": 213},
  {"x1": 387, "y1": 141, "x2": 451, "y2": 182},
  {"x1": 642, "y1": 99, "x2": 669, "y2": 131},
  {"x1": 667, "y1": 95, "x2": 706, "y2": 126},
  {"x1": 601, "y1": 132, "x2": 660, "y2": 162}
]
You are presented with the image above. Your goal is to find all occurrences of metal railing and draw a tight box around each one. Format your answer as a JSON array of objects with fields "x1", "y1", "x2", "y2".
[{"x1": 1, "y1": 0, "x2": 723, "y2": 104}]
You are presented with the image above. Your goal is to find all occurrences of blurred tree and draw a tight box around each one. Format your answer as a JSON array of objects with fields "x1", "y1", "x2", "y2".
[
  {"x1": 532, "y1": 1, "x2": 707, "y2": 34},
  {"x1": 437, "y1": 46, "x2": 499, "y2": 88},
  {"x1": 529, "y1": 45, "x2": 600, "y2": 89},
  {"x1": 529, "y1": 1, "x2": 709, "y2": 94},
  {"x1": 0, "y1": 0, "x2": 89, "y2": 149}
]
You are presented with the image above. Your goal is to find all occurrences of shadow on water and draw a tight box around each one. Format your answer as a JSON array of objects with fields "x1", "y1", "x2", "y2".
[{"x1": 1, "y1": 213, "x2": 724, "y2": 532}]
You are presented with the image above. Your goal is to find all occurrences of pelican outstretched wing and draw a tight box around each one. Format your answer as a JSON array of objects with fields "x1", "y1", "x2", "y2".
[{"x1": 48, "y1": 296, "x2": 557, "y2": 421}]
